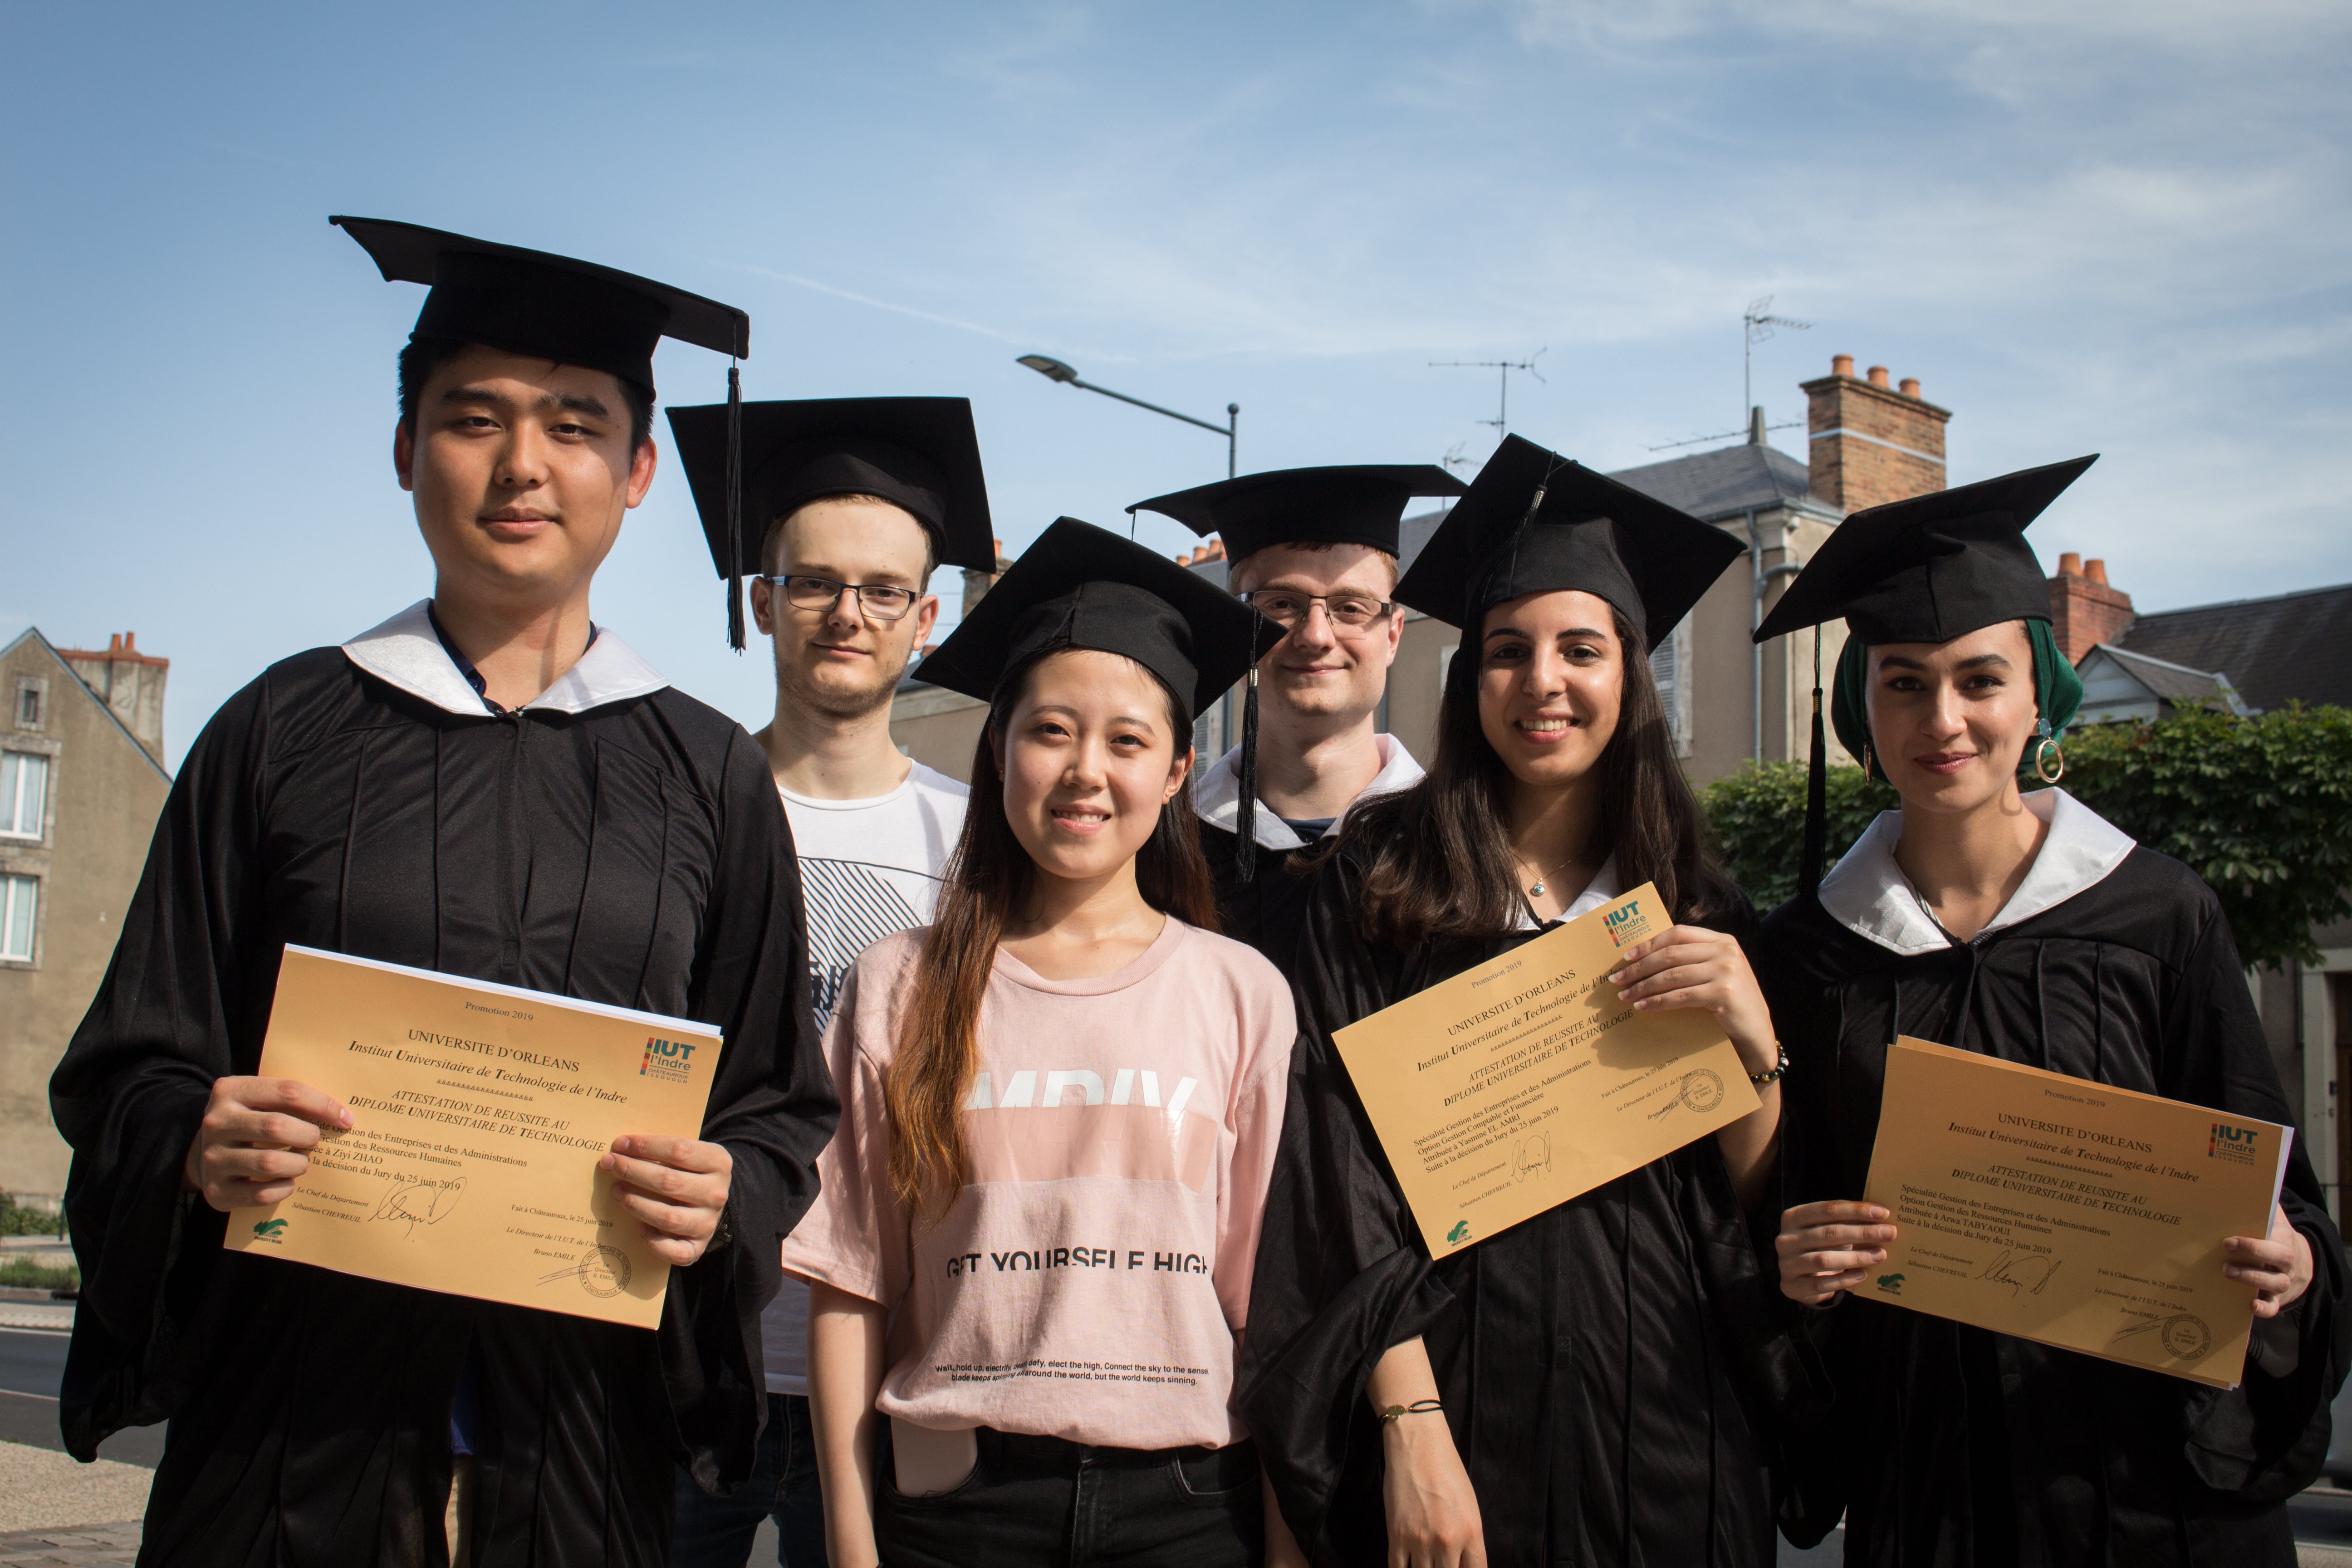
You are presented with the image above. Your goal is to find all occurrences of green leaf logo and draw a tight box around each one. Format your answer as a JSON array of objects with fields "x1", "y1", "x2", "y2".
[
  {"x1": 253, "y1": 1219, "x2": 288, "y2": 1238},
  {"x1": 1446, "y1": 1220, "x2": 1471, "y2": 1245},
  {"x1": 1875, "y1": 1272, "x2": 1904, "y2": 1294}
]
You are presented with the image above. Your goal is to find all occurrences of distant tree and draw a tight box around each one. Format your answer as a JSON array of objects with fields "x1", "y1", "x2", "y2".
[{"x1": 1700, "y1": 704, "x2": 2352, "y2": 971}]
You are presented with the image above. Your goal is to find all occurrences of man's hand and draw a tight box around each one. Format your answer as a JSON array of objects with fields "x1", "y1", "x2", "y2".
[
  {"x1": 2226, "y1": 1203, "x2": 2315, "y2": 1319},
  {"x1": 183, "y1": 1077, "x2": 353, "y2": 1213},
  {"x1": 602, "y1": 1135, "x2": 734, "y2": 1266},
  {"x1": 1777, "y1": 1200, "x2": 1896, "y2": 1305}
]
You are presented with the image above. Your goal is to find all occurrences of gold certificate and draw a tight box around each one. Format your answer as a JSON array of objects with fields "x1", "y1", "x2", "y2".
[
  {"x1": 223, "y1": 945, "x2": 725, "y2": 1328},
  {"x1": 1333, "y1": 882, "x2": 1760, "y2": 1257},
  {"x1": 1862, "y1": 1038, "x2": 2289, "y2": 1387}
]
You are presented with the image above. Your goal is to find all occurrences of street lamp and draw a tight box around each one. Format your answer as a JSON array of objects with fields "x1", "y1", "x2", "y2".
[{"x1": 1017, "y1": 355, "x2": 1238, "y2": 479}]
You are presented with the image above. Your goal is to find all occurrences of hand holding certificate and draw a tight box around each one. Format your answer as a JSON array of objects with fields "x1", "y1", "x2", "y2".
[
  {"x1": 1333, "y1": 882, "x2": 1762, "y2": 1256},
  {"x1": 1834, "y1": 1038, "x2": 2292, "y2": 1387},
  {"x1": 215, "y1": 945, "x2": 728, "y2": 1328}
]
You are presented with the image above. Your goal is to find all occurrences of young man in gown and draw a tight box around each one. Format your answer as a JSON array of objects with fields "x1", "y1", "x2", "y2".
[
  {"x1": 1756, "y1": 458, "x2": 2349, "y2": 1564},
  {"x1": 1129, "y1": 466, "x2": 1461, "y2": 979},
  {"x1": 47, "y1": 218, "x2": 836, "y2": 1567}
]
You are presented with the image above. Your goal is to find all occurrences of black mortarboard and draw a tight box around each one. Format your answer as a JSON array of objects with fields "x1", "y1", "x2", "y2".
[
  {"x1": 1754, "y1": 455, "x2": 2097, "y2": 645},
  {"x1": 1393, "y1": 435, "x2": 1743, "y2": 648},
  {"x1": 332, "y1": 215, "x2": 755, "y2": 644},
  {"x1": 1129, "y1": 465, "x2": 1466, "y2": 561},
  {"x1": 1750, "y1": 453, "x2": 2097, "y2": 900},
  {"x1": 667, "y1": 397, "x2": 998, "y2": 589},
  {"x1": 915, "y1": 519, "x2": 1284, "y2": 874}
]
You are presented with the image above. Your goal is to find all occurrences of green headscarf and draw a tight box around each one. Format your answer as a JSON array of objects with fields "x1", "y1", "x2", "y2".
[{"x1": 1829, "y1": 618, "x2": 2083, "y2": 770}]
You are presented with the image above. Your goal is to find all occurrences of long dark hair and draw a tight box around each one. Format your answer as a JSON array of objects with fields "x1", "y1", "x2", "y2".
[
  {"x1": 887, "y1": 648, "x2": 1218, "y2": 1220},
  {"x1": 1315, "y1": 606, "x2": 1737, "y2": 948}
]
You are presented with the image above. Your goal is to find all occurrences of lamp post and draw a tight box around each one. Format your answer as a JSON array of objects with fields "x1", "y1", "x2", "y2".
[{"x1": 1018, "y1": 354, "x2": 1238, "y2": 479}]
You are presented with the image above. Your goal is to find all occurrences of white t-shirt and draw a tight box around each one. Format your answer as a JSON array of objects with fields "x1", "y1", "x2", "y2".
[{"x1": 764, "y1": 761, "x2": 969, "y2": 1395}]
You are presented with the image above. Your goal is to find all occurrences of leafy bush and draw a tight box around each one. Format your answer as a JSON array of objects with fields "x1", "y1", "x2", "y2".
[
  {"x1": 1700, "y1": 704, "x2": 2352, "y2": 971},
  {"x1": 0, "y1": 1193, "x2": 63, "y2": 1237},
  {"x1": 1701, "y1": 759, "x2": 1896, "y2": 913},
  {"x1": 0, "y1": 1256, "x2": 77, "y2": 1294}
]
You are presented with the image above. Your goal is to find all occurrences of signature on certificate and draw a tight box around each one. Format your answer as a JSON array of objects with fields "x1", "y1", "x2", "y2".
[
  {"x1": 1975, "y1": 1250, "x2": 2061, "y2": 1297},
  {"x1": 1512, "y1": 1133, "x2": 1553, "y2": 1184},
  {"x1": 370, "y1": 1175, "x2": 466, "y2": 1236}
]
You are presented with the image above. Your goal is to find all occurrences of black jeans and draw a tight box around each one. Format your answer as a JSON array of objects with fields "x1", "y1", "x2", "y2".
[
  {"x1": 874, "y1": 1427, "x2": 1264, "y2": 1568},
  {"x1": 670, "y1": 1392, "x2": 825, "y2": 1567}
]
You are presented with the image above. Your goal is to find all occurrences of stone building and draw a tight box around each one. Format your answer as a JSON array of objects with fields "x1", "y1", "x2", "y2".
[
  {"x1": 0, "y1": 629, "x2": 172, "y2": 1204},
  {"x1": 888, "y1": 353, "x2": 1953, "y2": 786}
]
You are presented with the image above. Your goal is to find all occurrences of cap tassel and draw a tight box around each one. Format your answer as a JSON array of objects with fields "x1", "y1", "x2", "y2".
[
  {"x1": 725, "y1": 361, "x2": 745, "y2": 653},
  {"x1": 1235, "y1": 666, "x2": 1261, "y2": 882},
  {"x1": 1799, "y1": 631, "x2": 1828, "y2": 898}
]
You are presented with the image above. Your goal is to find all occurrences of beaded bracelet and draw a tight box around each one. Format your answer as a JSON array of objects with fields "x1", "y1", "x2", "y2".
[
  {"x1": 1750, "y1": 1043, "x2": 1790, "y2": 1086},
  {"x1": 1380, "y1": 1399, "x2": 1445, "y2": 1424}
]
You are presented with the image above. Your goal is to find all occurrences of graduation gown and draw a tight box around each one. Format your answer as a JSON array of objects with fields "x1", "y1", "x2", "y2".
[
  {"x1": 48, "y1": 604, "x2": 837, "y2": 1568},
  {"x1": 1190, "y1": 734, "x2": 1423, "y2": 981},
  {"x1": 1238, "y1": 843, "x2": 1813, "y2": 1568},
  {"x1": 1756, "y1": 789, "x2": 2351, "y2": 1566}
]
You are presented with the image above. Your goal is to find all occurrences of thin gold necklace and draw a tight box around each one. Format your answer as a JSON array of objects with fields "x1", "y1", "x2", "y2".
[{"x1": 1519, "y1": 845, "x2": 1587, "y2": 899}]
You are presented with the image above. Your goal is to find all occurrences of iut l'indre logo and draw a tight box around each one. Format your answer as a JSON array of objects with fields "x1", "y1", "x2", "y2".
[
  {"x1": 2209, "y1": 1122, "x2": 2261, "y2": 1165},
  {"x1": 1603, "y1": 898, "x2": 1653, "y2": 948},
  {"x1": 640, "y1": 1036, "x2": 698, "y2": 1084}
]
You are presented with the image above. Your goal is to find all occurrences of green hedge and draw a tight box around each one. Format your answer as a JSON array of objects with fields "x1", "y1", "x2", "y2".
[
  {"x1": 1700, "y1": 704, "x2": 2352, "y2": 972},
  {"x1": 0, "y1": 1193, "x2": 63, "y2": 1237}
]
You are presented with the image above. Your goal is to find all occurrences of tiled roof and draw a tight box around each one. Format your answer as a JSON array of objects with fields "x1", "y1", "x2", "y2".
[
  {"x1": 2117, "y1": 583, "x2": 2352, "y2": 712},
  {"x1": 1607, "y1": 442, "x2": 1834, "y2": 524},
  {"x1": 2082, "y1": 643, "x2": 2244, "y2": 707}
]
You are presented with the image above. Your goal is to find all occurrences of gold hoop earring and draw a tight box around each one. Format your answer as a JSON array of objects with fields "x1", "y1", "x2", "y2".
[
  {"x1": 1862, "y1": 743, "x2": 1874, "y2": 781},
  {"x1": 2035, "y1": 737, "x2": 2065, "y2": 784}
]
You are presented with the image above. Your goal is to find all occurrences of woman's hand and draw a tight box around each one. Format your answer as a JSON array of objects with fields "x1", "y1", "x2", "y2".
[
  {"x1": 1383, "y1": 1415, "x2": 1486, "y2": 1568},
  {"x1": 1777, "y1": 1200, "x2": 1896, "y2": 1305},
  {"x1": 1607, "y1": 926, "x2": 1778, "y2": 1076},
  {"x1": 2226, "y1": 1204, "x2": 2314, "y2": 1319}
]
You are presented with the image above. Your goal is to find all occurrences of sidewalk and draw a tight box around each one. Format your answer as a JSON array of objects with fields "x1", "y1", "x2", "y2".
[{"x1": 0, "y1": 1443, "x2": 144, "y2": 1563}]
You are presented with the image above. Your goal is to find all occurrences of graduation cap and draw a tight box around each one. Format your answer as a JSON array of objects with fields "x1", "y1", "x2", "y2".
[
  {"x1": 1752, "y1": 453, "x2": 2099, "y2": 895},
  {"x1": 331, "y1": 215, "x2": 755, "y2": 642},
  {"x1": 1393, "y1": 435, "x2": 1744, "y2": 648},
  {"x1": 915, "y1": 518, "x2": 1284, "y2": 874},
  {"x1": 1129, "y1": 465, "x2": 1466, "y2": 561},
  {"x1": 669, "y1": 398, "x2": 998, "y2": 642}
]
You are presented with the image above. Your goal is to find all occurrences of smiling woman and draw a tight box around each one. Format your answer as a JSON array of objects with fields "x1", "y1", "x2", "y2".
[{"x1": 780, "y1": 520, "x2": 1303, "y2": 1568}]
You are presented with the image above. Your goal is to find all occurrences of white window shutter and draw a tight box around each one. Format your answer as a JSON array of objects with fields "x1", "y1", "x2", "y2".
[{"x1": 1649, "y1": 622, "x2": 1693, "y2": 758}]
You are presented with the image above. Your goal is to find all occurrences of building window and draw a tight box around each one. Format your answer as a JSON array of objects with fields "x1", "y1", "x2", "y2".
[
  {"x1": 1649, "y1": 621, "x2": 1693, "y2": 759},
  {"x1": 0, "y1": 752, "x2": 47, "y2": 839},
  {"x1": 0, "y1": 874, "x2": 34, "y2": 962},
  {"x1": 12, "y1": 679, "x2": 42, "y2": 730}
]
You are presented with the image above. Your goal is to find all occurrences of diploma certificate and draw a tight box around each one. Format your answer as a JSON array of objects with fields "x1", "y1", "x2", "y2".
[
  {"x1": 1333, "y1": 882, "x2": 1760, "y2": 1256},
  {"x1": 1862, "y1": 1037, "x2": 2289, "y2": 1388},
  {"x1": 223, "y1": 945, "x2": 725, "y2": 1328}
]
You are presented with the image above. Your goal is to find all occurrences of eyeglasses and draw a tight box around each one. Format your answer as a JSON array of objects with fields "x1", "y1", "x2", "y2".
[
  {"x1": 761, "y1": 575, "x2": 922, "y2": 623},
  {"x1": 1241, "y1": 589, "x2": 1395, "y2": 631}
]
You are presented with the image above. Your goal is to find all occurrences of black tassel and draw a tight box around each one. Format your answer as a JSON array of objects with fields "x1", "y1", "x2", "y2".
[
  {"x1": 1235, "y1": 666, "x2": 1261, "y2": 883},
  {"x1": 1799, "y1": 630, "x2": 1828, "y2": 898},
  {"x1": 725, "y1": 362, "x2": 745, "y2": 653}
]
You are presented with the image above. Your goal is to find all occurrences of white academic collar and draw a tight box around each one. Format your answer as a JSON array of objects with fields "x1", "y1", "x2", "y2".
[
  {"x1": 340, "y1": 599, "x2": 668, "y2": 719},
  {"x1": 1516, "y1": 853, "x2": 1624, "y2": 932},
  {"x1": 1817, "y1": 788, "x2": 2137, "y2": 958},
  {"x1": 1192, "y1": 732, "x2": 1426, "y2": 851}
]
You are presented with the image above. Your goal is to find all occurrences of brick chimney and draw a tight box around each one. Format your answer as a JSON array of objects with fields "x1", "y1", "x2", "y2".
[
  {"x1": 1801, "y1": 354, "x2": 1952, "y2": 512},
  {"x1": 2047, "y1": 553, "x2": 2134, "y2": 663},
  {"x1": 960, "y1": 537, "x2": 1014, "y2": 620},
  {"x1": 58, "y1": 632, "x2": 168, "y2": 763}
]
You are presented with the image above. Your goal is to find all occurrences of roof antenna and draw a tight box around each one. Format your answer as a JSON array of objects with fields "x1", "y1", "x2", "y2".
[
  {"x1": 1431, "y1": 348, "x2": 1546, "y2": 442},
  {"x1": 1744, "y1": 296, "x2": 1809, "y2": 427}
]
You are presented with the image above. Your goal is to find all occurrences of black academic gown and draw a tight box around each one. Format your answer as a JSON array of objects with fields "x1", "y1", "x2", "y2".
[
  {"x1": 1239, "y1": 843, "x2": 1815, "y2": 1568},
  {"x1": 1757, "y1": 846, "x2": 2351, "y2": 1567},
  {"x1": 48, "y1": 641, "x2": 836, "y2": 1568},
  {"x1": 1196, "y1": 817, "x2": 1316, "y2": 983}
]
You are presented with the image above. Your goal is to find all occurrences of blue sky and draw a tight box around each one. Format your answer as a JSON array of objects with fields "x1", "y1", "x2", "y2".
[{"x1": 4, "y1": 1, "x2": 2346, "y2": 767}]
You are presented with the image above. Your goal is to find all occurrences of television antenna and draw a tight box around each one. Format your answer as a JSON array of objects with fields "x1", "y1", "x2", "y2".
[
  {"x1": 1441, "y1": 441, "x2": 1474, "y2": 475},
  {"x1": 1431, "y1": 348, "x2": 1546, "y2": 439},
  {"x1": 1744, "y1": 297, "x2": 1808, "y2": 423}
]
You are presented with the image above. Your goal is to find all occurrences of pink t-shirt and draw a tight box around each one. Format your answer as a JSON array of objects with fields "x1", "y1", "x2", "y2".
[{"x1": 781, "y1": 916, "x2": 1294, "y2": 1450}]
